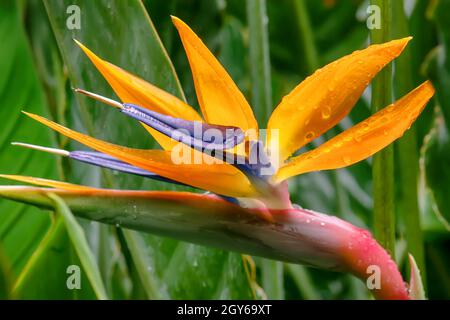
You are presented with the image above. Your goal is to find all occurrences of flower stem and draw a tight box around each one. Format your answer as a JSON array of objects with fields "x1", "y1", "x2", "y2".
[
  {"x1": 293, "y1": 0, "x2": 320, "y2": 73},
  {"x1": 392, "y1": 0, "x2": 426, "y2": 286},
  {"x1": 247, "y1": 0, "x2": 272, "y2": 125},
  {"x1": 370, "y1": 0, "x2": 396, "y2": 256}
]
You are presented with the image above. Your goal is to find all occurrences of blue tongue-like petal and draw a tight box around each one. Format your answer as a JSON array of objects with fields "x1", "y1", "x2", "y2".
[
  {"x1": 122, "y1": 103, "x2": 244, "y2": 151},
  {"x1": 69, "y1": 151, "x2": 181, "y2": 183}
]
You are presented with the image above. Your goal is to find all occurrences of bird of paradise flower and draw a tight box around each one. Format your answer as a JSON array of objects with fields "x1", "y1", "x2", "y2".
[{"x1": 0, "y1": 17, "x2": 434, "y2": 299}]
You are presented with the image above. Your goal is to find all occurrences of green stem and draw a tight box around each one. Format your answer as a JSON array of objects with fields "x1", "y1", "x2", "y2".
[
  {"x1": 247, "y1": 0, "x2": 272, "y2": 124},
  {"x1": 246, "y1": 0, "x2": 284, "y2": 298},
  {"x1": 392, "y1": 0, "x2": 426, "y2": 286},
  {"x1": 288, "y1": 0, "x2": 324, "y2": 301},
  {"x1": 285, "y1": 263, "x2": 319, "y2": 299},
  {"x1": 370, "y1": 0, "x2": 396, "y2": 256}
]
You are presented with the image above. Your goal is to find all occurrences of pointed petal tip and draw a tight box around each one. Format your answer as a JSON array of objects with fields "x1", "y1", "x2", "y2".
[
  {"x1": 408, "y1": 253, "x2": 426, "y2": 300},
  {"x1": 74, "y1": 88, "x2": 123, "y2": 109},
  {"x1": 386, "y1": 36, "x2": 413, "y2": 55},
  {"x1": 21, "y1": 110, "x2": 37, "y2": 119},
  {"x1": 422, "y1": 79, "x2": 435, "y2": 94},
  {"x1": 11, "y1": 142, "x2": 70, "y2": 156},
  {"x1": 73, "y1": 38, "x2": 89, "y2": 52},
  {"x1": 170, "y1": 15, "x2": 183, "y2": 27},
  {"x1": 75, "y1": 40, "x2": 102, "y2": 64}
]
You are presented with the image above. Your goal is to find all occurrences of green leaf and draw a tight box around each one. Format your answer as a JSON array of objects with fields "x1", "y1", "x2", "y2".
[
  {"x1": 0, "y1": 248, "x2": 13, "y2": 299},
  {"x1": 48, "y1": 193, "x2": 107, "y2": 299},
  {"x1": 422, "y1": 107, "x2": 450, "y2": 230},
  {"x1": 0, "y1": 0, "x2": 58, "y2": 275},
  {"x1": 43, "y1": 0, "x2": 253, "y2": 299},
  {"x1": 370, "y1": 0, "x2": 396, "y2": 256},
  {"x1": 392, "y1": 0, "x2": 426, "y2": 285},
  {"x1": 12, "y1": 216, "x2": 96, "y2": 299},
  {"x1": 408, "y1": 253, "x2": 426, "y2": 299}
]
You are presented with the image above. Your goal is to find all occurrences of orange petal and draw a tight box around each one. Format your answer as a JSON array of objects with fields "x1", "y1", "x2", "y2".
[
  {"x1": 267, "y1": 37, "x2": 412, "y2": 162},
  {"x1": 23, "y1": 112, "x2": 257, "y2": 198},
  {"x1": 171, "y1": 16, "x2": 258, "y2": 132},
  {"x1": 274, "y1": 81, "x2": 434, "y2": 182},
  {"x1": 0, "y1": 174, "x2": 98, "y2": 191},
  {"x1": 75, "y1": 40, "x2": 202, "y2": 150}
]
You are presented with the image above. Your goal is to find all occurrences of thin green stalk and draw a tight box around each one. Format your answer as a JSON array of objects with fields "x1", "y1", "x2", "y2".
[
  {"x1": 293, "y1": 0, "x2": 320, "y2": 73},
  {"x1": 392, "y1": 0, "x2": 426, "y2": 285},
  {"x1": 288, "y1": 0, "x2": 324, "y2": 301},
  {"x1": 247, "y1": 0, "x2": 283, "y2": 299},
  {"x1": 49, "y1": 194, "x2": 108, "y2": 300},
  {"x1": 247, "y1": 0, "x2": 272, "y2": 124},
  {"x1": 285, "y1": 264, "x2": 319, "y2": 299},
  {"x1": 370, "y1": 0, "x2": 396, "y2": 256}
]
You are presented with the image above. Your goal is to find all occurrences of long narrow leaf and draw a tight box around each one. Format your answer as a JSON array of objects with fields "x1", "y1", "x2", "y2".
[{"x1": 48, "y1": 193, "x2": 108, "y2": 300}]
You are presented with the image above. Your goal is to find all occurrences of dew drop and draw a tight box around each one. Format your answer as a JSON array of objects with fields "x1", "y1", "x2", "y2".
[
  {"x1": 362, "y1": 122, "x2": 370, "y2": 131},
  {"x1": 305, "y1": 131, "x2": 315, "y2": 141},
  {"x1": 343, "y1": 156, "x2": 351, "y2": 165},
  {"x1": 334, "y1": 141, "x2": 343, "y2": 148},
  {"x1": 320, "y1": 222, "x2": 325, "y2": 226},
  {"x1": 344, "y1": 135, "x2": 353, "y2": 142},
  {"x1": 354, "y1": 135, "x2": 363, "y2": 142}
]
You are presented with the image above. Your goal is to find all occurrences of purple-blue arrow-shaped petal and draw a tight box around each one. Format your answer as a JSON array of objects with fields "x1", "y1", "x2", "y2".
[
  {"x1": 69, "y1": 151, "x2": 186, "y2": 185},
  {"x1": 121, "y1": 103, "x2": 244, "y2": 150}
]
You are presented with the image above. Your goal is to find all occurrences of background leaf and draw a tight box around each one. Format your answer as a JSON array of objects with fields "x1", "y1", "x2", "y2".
[
  {"x1": 43, "y1": 0, "x2": 254, "y2": 299},
  {"x1": 0, "y1": 0, "x2": 58, "y2": 279}
]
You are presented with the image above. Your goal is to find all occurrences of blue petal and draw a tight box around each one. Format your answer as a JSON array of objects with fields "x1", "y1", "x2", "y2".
[{"x1": 121, "y1": 103, "x2": 244, "y2": 150}]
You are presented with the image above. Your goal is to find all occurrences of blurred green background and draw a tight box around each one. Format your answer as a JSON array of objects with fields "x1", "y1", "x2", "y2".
[{"x1": 0, "y1": 0, "x2": 449, "y2": 299}]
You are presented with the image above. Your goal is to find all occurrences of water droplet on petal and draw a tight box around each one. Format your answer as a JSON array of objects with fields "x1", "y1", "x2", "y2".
[
  {"x1": 321, "y1": 106, "x2": 331, "y2": 119},
  {"x1": 305, "y1": 131, "x2": 315, "y2": 141},
  {"x1": 343, "y1": 156, "x2": 351, "y2": 165},
  {"x1": 354, "y1": 135, "x2": 363, "y2": 142},
  {"x1": 362, "y1": 122, "x2": 370, "y2": 131}
]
